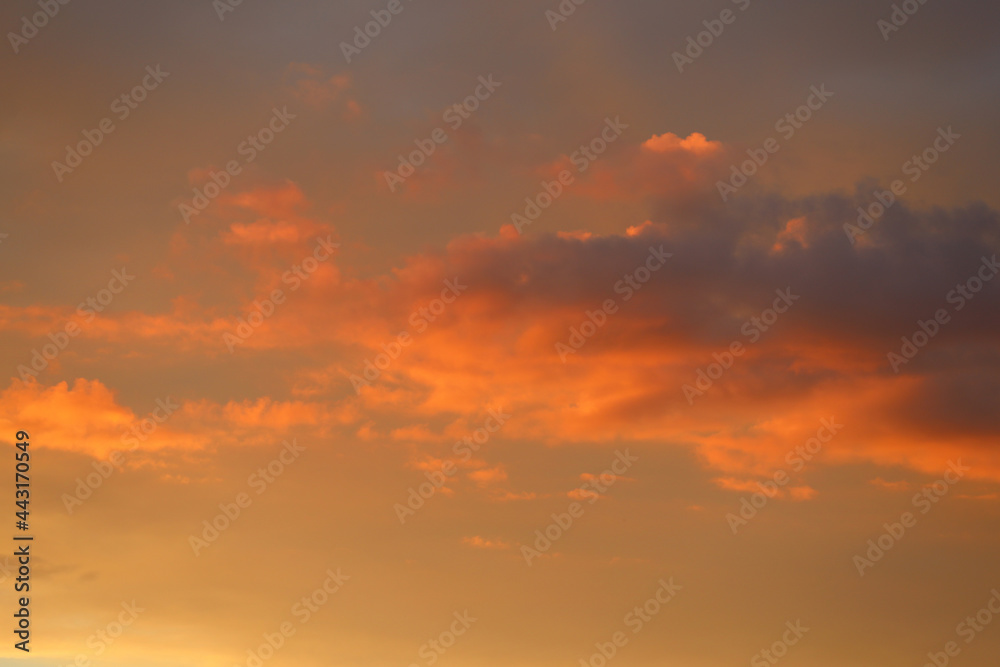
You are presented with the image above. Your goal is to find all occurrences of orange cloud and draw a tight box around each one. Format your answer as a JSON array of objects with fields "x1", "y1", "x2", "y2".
[
  {"x1": 870, "y1": 477, "x2": 911, "y2": 492},
  {"x1": 641, "y1": 131, "x2": 722, "y2": 155},
  {"x1": 462, "y1": 536, "x2": 511, "y2": 550},
  {"x1": 469, "y1": 467, "x2": 508, "y2": 486},
  {"x1": 283, "y1": 63, "x2": 358, "y2": 115},
  {"x1": 540, "y1": 130, "x2": 730, "y2": 203},
  {"x1": 5, "y1": 179, "x2": 999, "y2": 490},
  {"x1": 771, "y1": 216, "x2": 811, "y2": 254}
]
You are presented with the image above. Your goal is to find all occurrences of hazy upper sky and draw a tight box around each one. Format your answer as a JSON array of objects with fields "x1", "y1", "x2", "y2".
[{"x1": 1, "y1": 1, "x2": 1000, "y2": 666}]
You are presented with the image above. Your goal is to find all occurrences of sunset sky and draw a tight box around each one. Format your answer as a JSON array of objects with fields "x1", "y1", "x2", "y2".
[{"x1": 2, "y1": 0, "x2": 1000, "y2": 665}]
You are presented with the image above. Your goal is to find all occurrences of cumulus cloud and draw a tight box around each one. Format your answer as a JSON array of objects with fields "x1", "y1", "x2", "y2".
[{"x1": 4, "y1": 134, "x2": 998, "y2": 483}]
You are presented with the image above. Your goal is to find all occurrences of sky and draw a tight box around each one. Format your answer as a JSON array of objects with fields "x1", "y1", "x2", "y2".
[{"x1": 1, "y1": 0, "x2": 1000, "y2": 665}]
